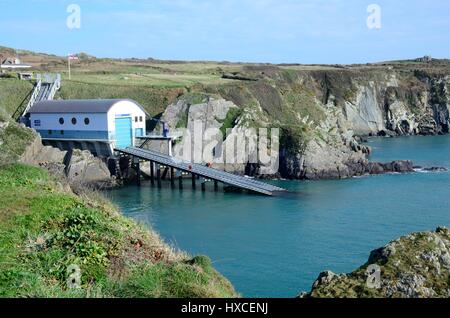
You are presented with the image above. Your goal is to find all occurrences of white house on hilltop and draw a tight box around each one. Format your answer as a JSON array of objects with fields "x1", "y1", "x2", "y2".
[
  {"x1": 28, "y1": 99, "x2": 147, "y2": 157},
  {"x1": 0, "y1": 57, "x2": 31, "y2": 69}
]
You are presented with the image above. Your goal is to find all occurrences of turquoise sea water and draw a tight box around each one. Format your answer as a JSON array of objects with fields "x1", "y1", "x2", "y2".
[{"x1": 107, "y1": 135, "x2": 450, "y2": 297}]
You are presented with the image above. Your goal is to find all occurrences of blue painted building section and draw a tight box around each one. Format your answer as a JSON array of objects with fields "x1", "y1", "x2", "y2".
[
  {"x1": 115, "y1": 117, "x2": 133, "y2": 148},
  {"x1": 37, "y1": 130, "x2": 109, "y2": 140}
]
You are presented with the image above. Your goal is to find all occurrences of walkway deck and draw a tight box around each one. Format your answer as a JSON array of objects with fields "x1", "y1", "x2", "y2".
[{"x1": 115, "y1": 147, "x2": 286, "y2": 196}]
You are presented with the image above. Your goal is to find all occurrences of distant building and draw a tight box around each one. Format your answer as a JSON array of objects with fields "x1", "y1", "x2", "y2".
[
  {"x1": 416, "y1": 55, "x2": 433, "y2": 63},
  {"x1": 18, "y1": 72, "x2": 33, "y2": 80},
  {"x1": 0, "y1": 57, "x2": 31, "y2": 69},
  {"x1": 28, "y1": 99, "x2": 147, "y2": 157}
]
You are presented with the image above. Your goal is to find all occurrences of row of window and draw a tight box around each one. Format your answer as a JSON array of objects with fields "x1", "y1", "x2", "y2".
[
  {"x1": 57, "y1": 116, "x2": 144, "y2": 125},
  {"x1": 59, "y1": 117, "x2": 90, "y2": 125}
]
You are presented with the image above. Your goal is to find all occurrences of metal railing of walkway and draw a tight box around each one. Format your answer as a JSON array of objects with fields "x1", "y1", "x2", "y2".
[
  {"x1": 14, "y1": 73, "x2": 61, "y2": 122},
  {"x1": 115, "y1": 147, "x2": 286, "y2": 196}
]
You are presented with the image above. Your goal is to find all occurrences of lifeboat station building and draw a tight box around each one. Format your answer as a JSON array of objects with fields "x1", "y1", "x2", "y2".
[{"x1": 28, "y1": 99, "x2": 147, "y2": 157}]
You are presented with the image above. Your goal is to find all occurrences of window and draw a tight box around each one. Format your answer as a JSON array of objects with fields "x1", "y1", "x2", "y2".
[
  {"x1": 59, "y1": 117, "x2": 64, "y2": 125},
  {"x1": 84, "y1": 118, "x2": 90, "y2": 125},
  {"x1": 135, "y1": 116, "x2": 138, "y2": 123},
  {"x1": 48, "y1": 130, "x2": 52, "y2": 135},
  {"x1": 71, "y1": 118, "x2": 77, "y2": 125},
  {"x1": 135, "y1": 128, "x2": 144, "y2": 137},
  {"x1": 139, "y1": 116, "x2": 143, "y2": 122},
  {"x1": 60, "y1": 130, "x2": 64, "y2": 135}
]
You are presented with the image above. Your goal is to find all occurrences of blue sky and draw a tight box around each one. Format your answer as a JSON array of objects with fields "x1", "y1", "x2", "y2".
[{"x1": 1, "y1": 0, "x2": 449, "y2": 64}]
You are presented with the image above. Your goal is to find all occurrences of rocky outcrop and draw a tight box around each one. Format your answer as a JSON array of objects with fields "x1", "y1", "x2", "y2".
[
  {"x1": 66, "y1": 149, "x2": 116, "y2": 190},
  {"x1": 20, "y1": 134, "x2": 116, "y2": 189},
  {"x1": 160, "y1": 95, "x2": 426, "y2": 180},
  {"x1": 161, "y1": 99, "x2": 190, "y2": 130},
  {"x1": 280, "y1": 141, "x2": 414, "y2": 180},
  {"x1": 301, "y1": 227, "x2": 450, "y2": 298},
  {"x1": 162, "y1": 98, "x2": 249, "y2": 173},
  {"x1": 158, "y1": 64, "x2": 450, "y2": 180}
]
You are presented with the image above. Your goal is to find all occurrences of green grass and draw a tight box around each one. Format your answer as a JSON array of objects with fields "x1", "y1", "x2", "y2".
[
  {"x1": 176, "y1": 110, "x2": 190, "y2": 129},
  {"x1": 283, "y1": 88, "x2": 326, "y2": 125},
  {"x1": 0, "y1": 121, "x2": 36, "y2": 167},
  {"x1": 109, "y1": 256, "x2": 235, "y2": 298},
  {"x1": 0, "y1": 78, "x2": 34, "y2": 117},
  {"x1": 57, "y1": 80, "x2": 185, "y2": 116},
  {"x1": 0, "y1": 164, "x2": 238, "y2": 298},
  {"x1": 218, "y1": 108, "x2": 243, "y2": 138},
  {"x1": 64, "y1": 73, "x2": 228, "y2": 88}
]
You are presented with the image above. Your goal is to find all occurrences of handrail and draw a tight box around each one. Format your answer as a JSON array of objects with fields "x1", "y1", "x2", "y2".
[
  {"x1": 21, "y1": 79, "x2": 42, "y2": 118},
  {"x1": 47, "y1": 75, "x2": 61, "y2": 100},
  {"x1": 16, "y1": 73, "x2": 62, "y2": 121}
]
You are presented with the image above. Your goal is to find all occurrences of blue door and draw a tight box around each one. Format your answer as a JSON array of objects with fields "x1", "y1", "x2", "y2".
[{"x1": 115, "y1": 117, "x2": 133, "y2": 148}]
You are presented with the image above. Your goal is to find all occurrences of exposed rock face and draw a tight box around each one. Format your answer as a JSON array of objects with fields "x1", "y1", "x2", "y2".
[
  {"x1": 345, "y1": 83, "x2": 385, "y2": 135},
  {"x1": 20, "y1": 135, "x2": 115, "y2": 189},
  {"x1": 159, "y1": 66, "x2": 450, "y2": 180},
  {"x1": 162, "y1": 99, "x2": 189, "y2": 130},
  {"x1": 162, "y1": 98, "x2": 248, "y2": 173},
  {"x1": 301, "y1": 227, "x2": 450, "y2": 298},
  {"x1": 160, "y1": 96, "x2": 418, "y2": 180},
  {"x1": 66, "y1": 149, "x2": 115, "y2": 189},
  {"x1": 280, "y1": 139, "x2": 414, "y2": 180}
]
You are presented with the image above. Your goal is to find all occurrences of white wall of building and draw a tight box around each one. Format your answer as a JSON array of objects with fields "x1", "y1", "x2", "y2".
[
  {"x1": 30, "y1": 113, "x2": 108, "y2": 131},
  {"x1": 29, "y1": 100, "x2": 146, "y2": 148},
  {"x1": 107, "y1": 100, "x2": 146, "y2": 135}
]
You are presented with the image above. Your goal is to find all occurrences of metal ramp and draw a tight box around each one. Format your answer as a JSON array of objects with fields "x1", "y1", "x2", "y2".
[
  {"x1": 116, "y1": 147, "x2": 286, "y2": 196},
  {"x1": 14, "y1": 73, "x2": 61, "y2": 122}
]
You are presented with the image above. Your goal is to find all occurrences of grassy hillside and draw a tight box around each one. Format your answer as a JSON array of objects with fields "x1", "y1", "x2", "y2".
[
  {"x1": 0, "y1": 78, "x2": 34, "y2": 118},
  {"x1": 0, "y1": 164, "x2": 237, "y2": 298}
]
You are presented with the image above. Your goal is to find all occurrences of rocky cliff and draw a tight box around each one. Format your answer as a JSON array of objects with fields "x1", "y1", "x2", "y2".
[
  {"x1": 19, "y1": 133, "x2": 116, "y2": 190},
  {"x1": 160, "y1": 61, "x2": 450, "y2": 179},
  {"x1": 0, "y1": 119, "x2": 116, "y2": 190},
  {"x1": 301, "y1": 227, "x2": 450, "y2": 298}
]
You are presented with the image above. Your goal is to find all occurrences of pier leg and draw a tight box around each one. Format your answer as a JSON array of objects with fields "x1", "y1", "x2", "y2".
[
  {"x1": 214, "y1": 181, "x2": 219, "y2": 192},
  {"x1": 201, "y1": 180, "x2": 206, "y2": 192},
  {"x1": 157, "y1": 164, "x2": 162, "y2": 188},
  {"x1": 179, "y1": 174, "x2": 183, "y2": 190},
  {"x1": 162, "y1": 167, "x2": 169, "y2": 180},
  {"x1": 170, "y1": 167, "x2": 175, "y2": 188},
  {"x1": 134, "y1": 157, "x2": 141, "y2": 186},
  {"x1": 191, "y1": 173, "x2": 196, "y2": 190},
  {"x1": 150, "y1": 161, "x2": 155, "y2": 186}
]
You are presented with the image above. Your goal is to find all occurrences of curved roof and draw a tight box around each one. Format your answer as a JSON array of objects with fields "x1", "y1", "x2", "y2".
[{"x1": 29, "y1": 99, "x2": 146, "y2": 114}]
